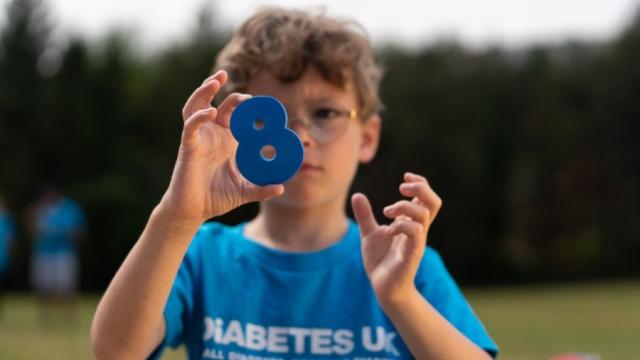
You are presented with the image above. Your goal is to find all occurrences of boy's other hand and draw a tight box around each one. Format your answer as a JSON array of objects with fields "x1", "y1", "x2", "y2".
[
  {"x1": 351, "y1": 172, "x2": 442, "y2": 308},
  {"x1": 159, "y1": 70, "x2": 284, "y2": 227}
]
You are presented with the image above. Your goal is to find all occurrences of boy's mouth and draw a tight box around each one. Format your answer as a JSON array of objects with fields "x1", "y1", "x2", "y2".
[{"x1": 300, "y1": 163, "x2": 322, "y2": 172}]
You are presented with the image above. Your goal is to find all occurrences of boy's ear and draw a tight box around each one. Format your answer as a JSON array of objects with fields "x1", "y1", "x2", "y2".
[{"x1": 358, "y1": 114, "x2": 381, "y2": 163}]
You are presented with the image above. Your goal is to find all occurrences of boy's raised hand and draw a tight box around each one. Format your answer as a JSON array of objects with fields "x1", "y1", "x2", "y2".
[
  {"x1": 159, "y1": 70, "x2": 284, "y2": 224},
  {"x1": 351, "y1": 172, "x2": 442, "y2": 306}
]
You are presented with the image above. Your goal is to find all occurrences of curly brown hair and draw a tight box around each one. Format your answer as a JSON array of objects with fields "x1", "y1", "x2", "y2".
[{"x1": 215, "y1": 7, "x2": 384, "y2": 118}]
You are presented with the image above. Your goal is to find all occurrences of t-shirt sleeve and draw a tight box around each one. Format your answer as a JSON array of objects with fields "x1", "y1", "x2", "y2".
[
  {"x1": 416, "y1": 247, "x2": 499, "y2": 358},
  {"x1": 147, "y1": 227, "x2": 206, "y2": 359}
]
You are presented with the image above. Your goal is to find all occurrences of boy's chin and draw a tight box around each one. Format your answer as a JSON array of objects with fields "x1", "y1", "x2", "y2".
[
  {"x1": 267, "y1": 189, "x2": 322, "y2": 209},
  {"x1": 266, "y1": 183, "x2": 331, "y2": 209}
]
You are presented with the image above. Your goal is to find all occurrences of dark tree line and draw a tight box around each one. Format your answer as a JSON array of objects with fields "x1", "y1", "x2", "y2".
[{"x1": 1, "y1": 0, "x2": 638, "y2": 289}]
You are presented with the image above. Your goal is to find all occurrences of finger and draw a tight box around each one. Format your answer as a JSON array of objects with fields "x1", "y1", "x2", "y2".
[
  {"x1": 383, "y1": 200, "x2": 430, "y2": 225},
  {"x1": 351, "y1": 193, "x2": 379, "y2": 236},
  {"x1": 182, "y1": 80, "x2": 220, "y2": 121},
  {"x1": 243, "y1": 184, "x2": 285, "y2": 203},
  {"x1": 404, "y1": 172, "x2": 429, "y2": 185},
  {"x1": 385, "y1": 219, "x2": 424, "y2": 247},
  {"x1": 182, "y1": 108, "x2": 218, "y2": 145},
  {"x1": 216, "y1": 93, "x2": 252, "y2": 128},
  {"x1": 399, "y1": 181, "x2": 442, "y2": 219},
  {"x1": 201, "y1": 69, "x2": 228, "y2": 86},
  {"x1": 181, "y1": 70, "x2": 228, "y2": 121},
  {"x1": 402, "y1": 172, "x2": 442, "y2": 210}
]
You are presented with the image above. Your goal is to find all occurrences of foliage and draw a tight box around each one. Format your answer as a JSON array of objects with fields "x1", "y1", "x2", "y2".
[{"x1": 1, "y1": 0, "x2": 638, "y2": 288}]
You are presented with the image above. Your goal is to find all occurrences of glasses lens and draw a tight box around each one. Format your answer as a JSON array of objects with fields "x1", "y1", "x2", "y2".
[
  {"x1": 286, "y1": 106, "x2": 354, "y2": 143},
  {"x1": 308, "y1": 108, "x2": 349, "y2": 142}
]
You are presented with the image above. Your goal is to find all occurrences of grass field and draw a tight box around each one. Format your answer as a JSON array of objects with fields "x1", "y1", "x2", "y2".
[{"x1": 0, "y1": 281, "x2": 638, "y2": 359}]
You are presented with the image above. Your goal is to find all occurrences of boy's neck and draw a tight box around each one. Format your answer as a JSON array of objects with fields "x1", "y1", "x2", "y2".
[{"x1": 244, "y1": 197, "x2": 350, "y2": 252}]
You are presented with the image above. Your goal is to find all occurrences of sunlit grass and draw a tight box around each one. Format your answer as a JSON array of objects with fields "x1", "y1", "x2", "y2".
[
  {"x1": 466, "y1": 281, "x2": 640, "y2": 359},
  {"x1": 0, "y1": 282, "x2": 638, "y2": 359}
]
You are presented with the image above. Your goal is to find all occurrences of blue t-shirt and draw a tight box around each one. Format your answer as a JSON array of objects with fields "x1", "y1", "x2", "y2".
[
  {"x1": 152, "y1": 220, "x2": 498, "y2": 359},
  {"x1": 33, "y1": 197, "x2": 85, "y2": 255},
  {"x1": 0, "y1": 211, "x2": 16, "y2": 273}
]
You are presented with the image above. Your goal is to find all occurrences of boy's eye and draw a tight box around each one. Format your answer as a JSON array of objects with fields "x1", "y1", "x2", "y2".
[{"x1": 312, "y1": 108, "x2": 341, "y2": 120}]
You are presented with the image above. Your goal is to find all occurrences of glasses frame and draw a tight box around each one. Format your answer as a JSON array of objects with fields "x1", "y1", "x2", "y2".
[{"x1": 287, "y1": 107, "x2": 359, "y2": 143}]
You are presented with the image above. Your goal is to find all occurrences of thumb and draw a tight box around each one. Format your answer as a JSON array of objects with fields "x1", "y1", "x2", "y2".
[
  {"x1": 351, "y1": 193, "x2": 379, "y2": 236},
  {"x1": 243, "y1": 184, "x2": 285, "y2": 203}
]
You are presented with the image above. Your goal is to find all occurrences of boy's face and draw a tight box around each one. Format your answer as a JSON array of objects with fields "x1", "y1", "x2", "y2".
[{"x1": 245, "y1": 66, "x2": 380, "y2": 209}]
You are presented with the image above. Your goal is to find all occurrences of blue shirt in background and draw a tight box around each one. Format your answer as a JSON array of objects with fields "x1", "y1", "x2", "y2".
[
  {"x1": 151, "y1": 220, "x2": 498, "y2": 359},
  {"x1": 33, "y1": 197, "x2": 85, "y2": 255},
  {"x1": 0, "y1": 210, "x2": 16, "y2": 274}
]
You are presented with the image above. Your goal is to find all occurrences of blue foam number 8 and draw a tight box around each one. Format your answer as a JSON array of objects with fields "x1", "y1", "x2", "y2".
[{"x1": 230, "y1": 96, "x2": 304, "y2": 186}]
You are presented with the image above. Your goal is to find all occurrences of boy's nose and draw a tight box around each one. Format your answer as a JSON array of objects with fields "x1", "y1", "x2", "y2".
[{"x1": 289, "y1": 120, "x2": 314, "y2": 147}]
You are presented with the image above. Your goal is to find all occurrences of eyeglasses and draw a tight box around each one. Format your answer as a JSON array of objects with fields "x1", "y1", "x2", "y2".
[{"x1": 287, "y1": 106, "x2": 358, "y2": 143}]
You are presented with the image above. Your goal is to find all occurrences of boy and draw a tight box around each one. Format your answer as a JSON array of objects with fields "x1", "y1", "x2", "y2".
[{"x1": 91, "y1": 7, "x2": 498, "y2": 359}]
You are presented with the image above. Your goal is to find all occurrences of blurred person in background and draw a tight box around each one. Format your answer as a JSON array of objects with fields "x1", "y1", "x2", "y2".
[
  {"x1": 0, "y1": 193, "x2": 16, "y2": 320},
  {"x1": 25, "y1": 183, "x2": 86, "y2": 325}
]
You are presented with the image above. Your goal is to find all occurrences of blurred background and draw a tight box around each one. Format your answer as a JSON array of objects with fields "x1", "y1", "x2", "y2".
[{"x1": 0, "y1": 0, "x2": 639, "y2": 359}]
